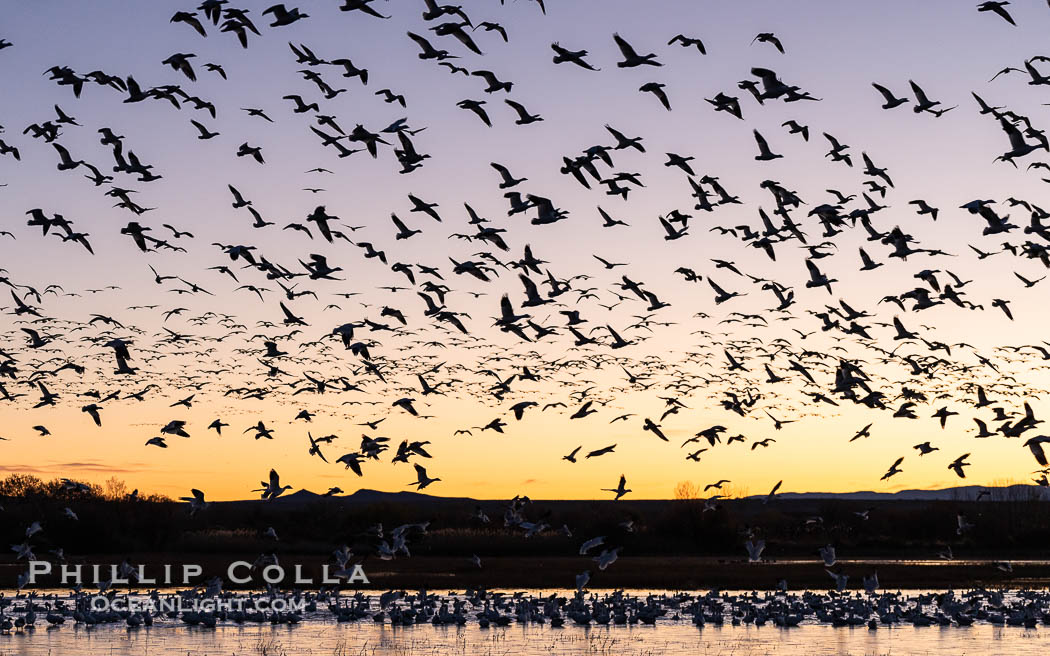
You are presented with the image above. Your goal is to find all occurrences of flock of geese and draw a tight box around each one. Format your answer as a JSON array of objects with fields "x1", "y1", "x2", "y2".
[
  {"x1": 4, "y1": 587, "x2": 1050, "y2": 631},
  {"x1": 3, "y1": 0, "x2": 1050, "y2": 597}
]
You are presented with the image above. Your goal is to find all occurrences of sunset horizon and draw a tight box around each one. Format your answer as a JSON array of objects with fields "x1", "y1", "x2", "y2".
[{"x1": 3, "y1": 0, "x2": 1050, "y2": 652}]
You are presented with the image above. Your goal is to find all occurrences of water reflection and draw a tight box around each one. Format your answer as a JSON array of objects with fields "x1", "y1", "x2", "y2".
[{"x1": 0, "y1": 612, "x2": 1047, "y2": 656}]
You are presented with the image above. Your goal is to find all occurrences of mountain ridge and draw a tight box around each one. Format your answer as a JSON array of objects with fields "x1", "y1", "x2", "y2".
[{"x1": 220, "y1": 484, "x2": 1049, "y2": 504}]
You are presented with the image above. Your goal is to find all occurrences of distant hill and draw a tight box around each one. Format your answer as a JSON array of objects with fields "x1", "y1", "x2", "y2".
[
  {"x1": 218, "y1": 485, "x2": 1049, "y2": 505},
  {"x1": 219, "y1": 487, "x2": 474, "y2": 506},
  {"x1": 341, "y1": 488, "x2": 475, "y2": 504},
  {"x1": 758, "y1": 484, "x2": 1049, "y2": 502}
]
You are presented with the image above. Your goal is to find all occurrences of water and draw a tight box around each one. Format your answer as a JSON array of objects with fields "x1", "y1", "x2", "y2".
[
  {"x1": 1, "y1": 620, "x2": 1048, "y2": 656},
  {"x1": 4, "y1": 588, "x2": 1050, "y2": 655}
]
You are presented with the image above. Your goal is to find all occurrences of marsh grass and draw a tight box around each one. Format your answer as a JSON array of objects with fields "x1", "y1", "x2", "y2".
[{"x1": 222, "y1": 630, "x2": 899, "y2": 656}]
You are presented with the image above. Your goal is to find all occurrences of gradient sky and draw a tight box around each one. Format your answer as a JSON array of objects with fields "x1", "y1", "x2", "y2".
[{"x1": 2, "y1": 1, "x2": 1050, "y2": 500}]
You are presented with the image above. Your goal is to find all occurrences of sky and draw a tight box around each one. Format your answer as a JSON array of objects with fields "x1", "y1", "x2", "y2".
[{"x1": 2, "y1": 0, "x2": 1050, "y2": 500}]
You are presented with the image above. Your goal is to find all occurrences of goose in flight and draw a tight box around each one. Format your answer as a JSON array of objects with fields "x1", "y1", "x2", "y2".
[
  {"x1": 179, "y1": 489, "x2": 208, "y2": 515},
  {"x1": 579, "y1": 535, "x2": 605, "y2": 555},
  {"x1": 1015, "y1": 272, "x2": 1045, "y2": 288},
  {"x1": 606, "y1": 124, "x2": 644, "y2": 151},
  {"x1": 473, "y1": 70, "x2": 512, "y2": 94},
  {"x1": 881, "y1": 456, "x2": 904, "y2": 480},
  {"x1": 409, "y1": 463, "x2": 441, "y2": 489},
  {"x1": 1023, "y1": 435, "x2": 1050, "y2": 466},
  {"x1": 818, "y1": 544, "x2": 837, "y2": 567},
  {"x1": 745, "y1": 539, "x2": 765, "y2": 562},
  {"x1": 706, "y1": 92, "x2": 743, "y2": 119},
  {"x1": 161, "y1": 53, "x2": 197, "y2": 81},
  {"x1": 0, "y1": 138, "x2": 19, "y2": 160},
  {"x1": 171, "y1": 11, "x2": 207, "y2": 37},
  {"x1": 805, "y1": 259, "x2": 836, "y2": 293},
  {"x1": 996, "y1": 116, "x2": 1045, "y2": 164},
  {"x1": 160, "y1": 420, "x2": 189, "y2": 437},
  {"x1": 862, "y1": 571, "x2": 879, "y2": 593},
  {"x1": 491, "y1": 162, "x2": 526, "y2": 188},
  {"x1": 914, "y1": 441, "x2": 939, "y2": 455},
  {"x1": 391, "y1": 213, "x2": 421, "y2": 239},
  {"x1": 782, "y1": 119, "x2": 809, "y2": 141},
  {"x1": 642, "y1": 418, "x2": 667, "y2": 440},
  {"x1": 751, "y1": 32, "x2": 784, "y2": 53},
  {"x1": 593, "y1": 547, "x2": 621, "y2": 571},
  {"x1": 931, "y1": 406, "x2": 958, "y2": 428},
  {"x1": 336, "y1": 452, "x2": 365, "y2": 476},
  {"x1": 262, "y1": 4, "x2": 309, "y2": 27},
  {"x1": 764, "y1": 480, "x2": 782, "y2": 504},
  {"x1": 665, "y1": 152, "x2": 695, "y2": 174},
  {"x1": 586, "y1": 444, "x2": 616, "y2": 458},
  {"x1": 708, "y1": 278, "x2": 744, "y2": 304},
  {"x1": 280, "y1": 301, "x2": 308, "y2": 325},
  {"x1": 473, "y1": 21, "x2": 508, "y2": 42},
  {"x1": 872, "y1": 83, "x2": 908, "y2": 109},
  {"x1": 52, "y1": 143, "x2": 82, "y2": 171},
  {"x1": 236, "y1": 142, "x2": 265, "y2": 163},
  {"x1": 971, "y1": 418, "x2": 996, "y2": 439},
  {"x1": 170, "y1": 394, "x2": 195, "y2": 409},
  {"x1": 431, "y1": 21, "x2": 483, "y2": 55},
  {"x1": 753, "y1": 130, "x2": 782, "y2": 161},
  {"x1": 307, "y1": 432, "x2": 329, "y2": 463},
  {"x1": 602, "y1": 474, "x2": 631, "y2": 500},
  {"x1": 570, "y1": 400, "x2": 598, "y2": 419},
  {"x1": 505, "y1": 99, "x2": 542, "y2": 124},
  {"x1": 244, "y1": 421, "x2": 275, "y2": 440},
  {"x1": 659, "y1": 214, "x2": 688, "y2": 240},
  {"x1": 861, "y1": 153, "x2": 894, "y2": 187},
  {"x1": 340, "y1": 0, "x2": 390, "y2": 19},
  {"x1": 613, "y1": 33, "x2": 661, "y2": 67},
  {"x1": 948, "y1": 453, "x2": 971, "y2": 478},
  {"x1": 909, "y1": 80, "x2": 952, "y2": 115},
  {"x1": 242, "y1": 107, "x2": 274, "y2": 122},
  {"x1": 909, "y1": 199, "x2": 939, "y2": 220},
  {"x1": 10, "y1": 290, "x2": 41, "y2": 316},
  {"x1": 190, "y1": 119, "x2": 218, "y2": 139},
  {"x1": 991, "y1": 297, "x2": 1014, "y2": 320},
  {"x1": 550, "y1": 42, "x2": 599, "y2": 70},
  {"x1": 977, "y1": 1, "x2": 1016, "y2": 25},
  {"x1": 81, "y1": 403, "x2": 103, "y2": 427},
  {"x1": 575, "y1": 570, "x2": 590, "y2": 592},
  {"x1": 255, "y1": 469, "x2": 292, "y2": 500},
  {"x1": 826, "y1": 569, "x2": 849, "y2": 592},
  {"x1": 639, "y1": 82, "x2": 671, "y2": 110},
  {"x1": 393, "y1": 397, "x2": 419, "y2": 415},
  {"x1": 562, "y1": 446, "x2": 582, "y2": 463},
  {"x1": 457, "y1": 99, "x2": 491, "y2": 126},
  {"x1": 764, "y1": 411, "x2": 794, "y2": 430},
  {"x1": 668, "y1": 34, "x2": 705, "y2": 54},
  {"x1": 850, "y1": 424, "x2": 873, "y2": 442}
]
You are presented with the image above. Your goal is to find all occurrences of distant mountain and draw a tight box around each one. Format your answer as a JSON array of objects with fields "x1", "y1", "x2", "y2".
[
  {"x1": 223, "y1": 488, "x2": 473, "y2": 506},
  {"x1": 270, "y1": 489, "x2": 323, "y2": 502},
  {"x1": 761, "y1": 484, "x2": 1049, "y2": 502},
  {"x1": 342, "y1": 488, "x2": 474, "y2": 504},
  {"x1": 221, "y1": 484, "x2": 1049, "y2": 505}
]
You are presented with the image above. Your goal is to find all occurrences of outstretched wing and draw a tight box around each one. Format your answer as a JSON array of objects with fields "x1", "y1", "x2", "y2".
[{"x1": 612, "y1": 33, "x2": 639, "y2": 59}]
